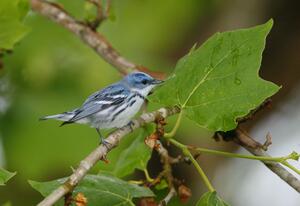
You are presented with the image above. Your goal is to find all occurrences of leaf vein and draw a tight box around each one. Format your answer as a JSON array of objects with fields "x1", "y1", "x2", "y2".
[{"x1": 182, "y1": 38, "x2": 251, "y2": 108}]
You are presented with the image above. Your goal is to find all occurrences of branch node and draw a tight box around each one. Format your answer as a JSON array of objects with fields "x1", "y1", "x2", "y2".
[
  {"x1": 262, "y1": 132, "x2": 272, "y2": 151},
  {"x1": 178, "y1": 184, "x2": 192, "y2": 204}
]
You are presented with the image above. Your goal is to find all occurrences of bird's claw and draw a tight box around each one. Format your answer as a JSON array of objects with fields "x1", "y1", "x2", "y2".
[
  {"x1": 98, "y1": 137, "x2": 111, "y2": 163},
  {"x1": 127, "y1": 120, "x2": 134, "y2": 132},
  {"x1": 101, "y1": 154, "x2": 110, "y2": 164},
  {"x1": 99, "y1": 137, "x2": 111, "y2": 149}
]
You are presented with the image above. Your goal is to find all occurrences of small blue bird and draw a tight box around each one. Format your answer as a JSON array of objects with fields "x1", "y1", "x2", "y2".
[{"x1": 40, "y1": 72, "x2": 163, "y2": 144}]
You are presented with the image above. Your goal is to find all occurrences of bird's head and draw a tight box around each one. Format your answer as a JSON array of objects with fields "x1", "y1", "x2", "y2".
[{"x1": 123, "y1": 72, "x2": 164, "y2": 96}]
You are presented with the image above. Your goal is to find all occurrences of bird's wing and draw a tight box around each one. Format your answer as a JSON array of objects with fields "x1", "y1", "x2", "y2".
[{"x1": 67, "y1": 83, "x2": 129, "y2": 123}]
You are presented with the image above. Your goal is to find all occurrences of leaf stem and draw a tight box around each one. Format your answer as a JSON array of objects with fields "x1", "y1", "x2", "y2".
[
  {"x1": 282, "y1": 161, "x2": 300, "y2": 175},
  {"x1": 174, "y1": 140, "x2": 300, "y2": 176},
  {"x1": 143, "y1": 169, "x2": 154, "y2": 182},
  {"x1": 168, "y1": 138, "x2": 300, "y2": 191},
  {"x1": 186, "y1": 150, "x2": 215, "y2": 192},
  {"x1": 190, "y1": 147, "x2": 300, "y2": 175},
  {"x1": 190, "y1": 147, "x2": 297, "y2": 162},
  {"x1": 128, "y1": 180, "x2": 144, "y2": 185},
  {"x1": 169, "y1": 139, "x2": 215, "y2": 192},
  {"x1": 164, "y1": 111, "x2": 184, "y2": 138}
]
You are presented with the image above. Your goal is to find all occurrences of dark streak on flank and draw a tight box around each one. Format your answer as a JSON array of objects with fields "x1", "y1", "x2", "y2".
[{"x1": 110, "y1": 98, "x2": 137, "y2": 122}]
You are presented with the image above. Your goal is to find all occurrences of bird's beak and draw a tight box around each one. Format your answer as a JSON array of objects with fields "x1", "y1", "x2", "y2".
[{"x1": 151, "y1": 79, "x2": 164, "y2": 85}]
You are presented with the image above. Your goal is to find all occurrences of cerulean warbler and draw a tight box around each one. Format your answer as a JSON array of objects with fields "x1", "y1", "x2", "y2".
[{"x1": 40, "y1": 72, "x2": 163, "y2": 144}]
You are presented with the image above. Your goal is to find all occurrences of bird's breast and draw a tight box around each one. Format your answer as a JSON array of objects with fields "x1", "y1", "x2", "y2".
[{"x1": 108, "y1": 96, "x2": 144, "y2": 128}]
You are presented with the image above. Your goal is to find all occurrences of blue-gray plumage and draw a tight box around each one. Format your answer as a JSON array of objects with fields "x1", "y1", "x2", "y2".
[{"x1": 40, "y1": 72, "x2": 163, "y2": 143}]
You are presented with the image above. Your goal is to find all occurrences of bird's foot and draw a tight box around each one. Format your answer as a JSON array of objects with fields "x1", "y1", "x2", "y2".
[
  {"x1": 99, "y1": 137, "x2": 111, "y2": 149},
  {"x1": 98, "y1": 137, "x2": 111, "y2": 163},
  {"x1": 126, "y1": 120, "x2": 135, "y2": 132},
  {"x1": 100, "y1": 155, "x2": 110, "y2": 164}
]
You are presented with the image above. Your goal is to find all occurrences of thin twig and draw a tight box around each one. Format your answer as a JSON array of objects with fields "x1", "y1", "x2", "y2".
[
  {"x1": 37, "y1": 106, "x2": 180, "y2": 206},
  {"x1": 156, "y1": 141, "x2": 177, "y2": 206},
  {"x1": 146, "y1": 115, "x2": 177, "y2": 205},
  {"x1": 30, "y1": 0, "x2": 165, "y2": 78},
  {"x1": 158, "y1": 187, "x2": 176, "y2": 206},
  {"x1": 86, "y1": 0, "x2": 104, "y2": 30},
  {"x1": 104, "y1": 0, "x2": 111, "y2": 18}
]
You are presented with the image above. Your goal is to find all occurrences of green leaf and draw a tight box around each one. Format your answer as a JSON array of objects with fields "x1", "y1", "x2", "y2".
[
  {"x1": 113, "y1": 126, "x2": 153, "y2": 177},
  {"x1": 0, "y1": 168, "x2": 16, "y2": 186},
  {"x1": 196, "y1": 192, "x2": 230, "y2": 206},
  {"x1": 0, "y1": 0, "x2": 29, "y2": 50},
  {"x1": 29, "y1": 174, "x2": 154, "y2": 206},
  {"x1": 17, "y1": 0, "x2": 30, "y2": 20},
  {"x1": 154, "y1": 179, "x2": 168, "y2": 190},
  {"x1": 150, "y1": 20, "x2": 280, "y2": 132},
  {"x1": 83, "y1": 1, "x2": 97, "y2": 22}
]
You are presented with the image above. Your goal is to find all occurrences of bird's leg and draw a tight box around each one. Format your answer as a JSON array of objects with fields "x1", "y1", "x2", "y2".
[
  {"x1": 96, "y1": 128, "x2": 109, "y2": 147},
  {"x1": 96, "y1": 128, "x2": 110, "y2": 163}
]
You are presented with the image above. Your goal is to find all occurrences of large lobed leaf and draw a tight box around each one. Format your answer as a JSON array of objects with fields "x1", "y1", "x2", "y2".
[
  {"x1": 196, "y1": 192, "x2": 230, "y2": 206},
  {"x1": 150, "y1": 20, "x2": 280, "y2": 132},
  {"x1": 0, "y1": 0, "x2": 29, "y2": 50},
  {"x1": 0, "y1": 168, "x2": 16, "y2": 186},
  {"x1": 113, "y1": 125, "x2": 153, "y2": 177},
  {"x1": 29, "y1": 174, "x2": 154, "y2": 206}
]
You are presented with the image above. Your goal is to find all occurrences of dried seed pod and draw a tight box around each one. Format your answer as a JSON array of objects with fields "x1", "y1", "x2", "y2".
[
  {"x1": 178, "y1": 184, "x2": 192, "y2": 203},
  {"x1": 75, "y1": 192, "x2": 88, "y2": 206},
  {"x1": 138, "y1": 198, "x2": 158, "y2": 206}
]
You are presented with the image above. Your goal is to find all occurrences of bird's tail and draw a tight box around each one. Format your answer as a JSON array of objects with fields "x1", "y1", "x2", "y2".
[{"x1": 39, "y1": 111, "x2": 75, "y2": 122}]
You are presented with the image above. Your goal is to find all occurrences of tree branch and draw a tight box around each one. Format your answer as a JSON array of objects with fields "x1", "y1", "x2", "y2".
[
  {"x1": 234, "y1": 128, "x2": 300, "y2": 193},
  {"x1": 37, "y1": 106, "x2": 180, "y2": 206},
  {"x1": 30, "y1": 0, "x2": 164, "y2": 78}
]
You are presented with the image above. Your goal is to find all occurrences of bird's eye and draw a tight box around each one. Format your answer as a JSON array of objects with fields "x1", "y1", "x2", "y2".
[{"x1": 141, "y1": 79, "x2": 147, "y2": 85}]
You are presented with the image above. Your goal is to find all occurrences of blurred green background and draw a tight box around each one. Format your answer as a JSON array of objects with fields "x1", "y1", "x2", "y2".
[{"x1": 1, "y1": 0, "x2": 300, "y2": 205}]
